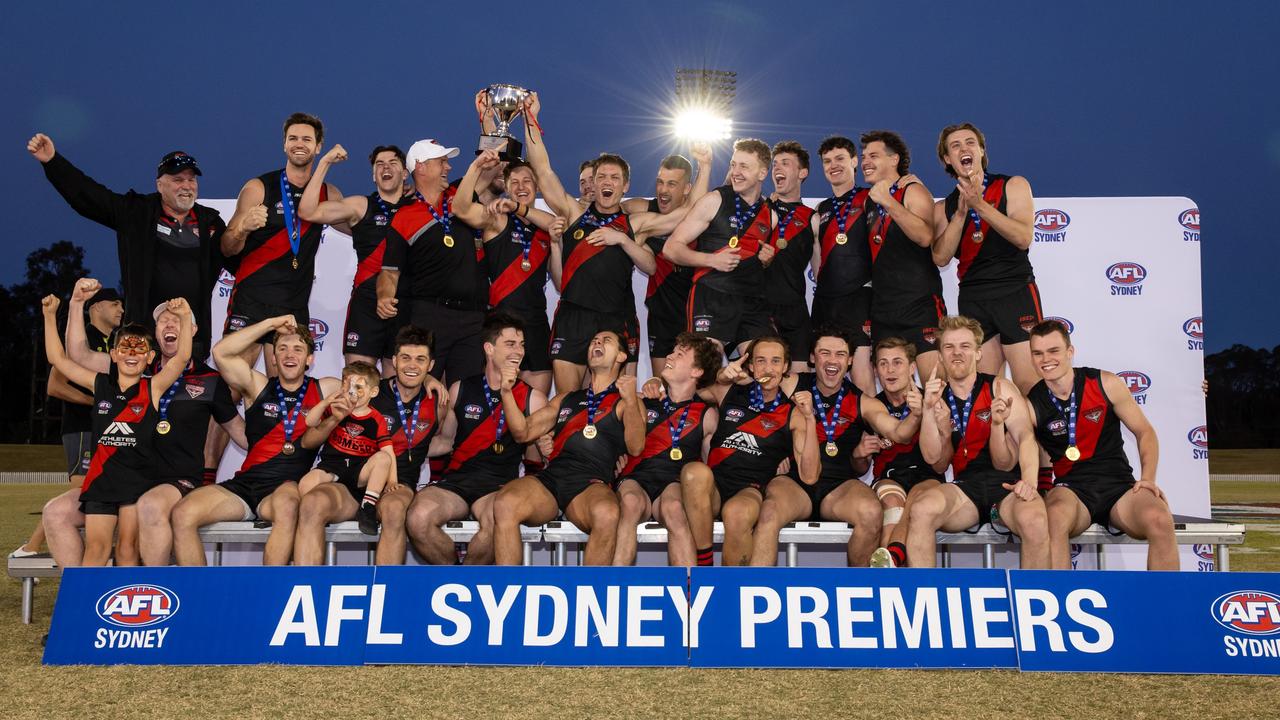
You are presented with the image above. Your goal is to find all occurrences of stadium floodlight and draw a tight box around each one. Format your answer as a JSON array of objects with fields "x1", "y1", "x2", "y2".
[{"x1": 673, "y1": 68, "x2": 736, "y2": 141}]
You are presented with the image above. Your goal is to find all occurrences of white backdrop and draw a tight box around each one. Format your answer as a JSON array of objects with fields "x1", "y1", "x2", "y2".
[{"x1": 203, "y1": 196, "x2": 1208, "y2": 570}]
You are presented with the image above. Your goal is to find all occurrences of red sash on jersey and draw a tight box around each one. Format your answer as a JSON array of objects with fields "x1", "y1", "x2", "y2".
[
  {"x1": 446, "y1": 382, "x2": 529, "y2": 472},
  {"x1": 868, "y1": 185, "x2": 910, "y2": 263},
  {"x1": 773, "y1": 204, "x2": 815, "y2": 248},
  {"x1": 561, "y1": 215, "x2": 631, "y2": 291},
  {"x1": 1051, "y1": 375, "x2": 1109, "y2": 478},
  {"x1": 234, "y1": 185, "x2": 327, "y2": 286},
  {"x1": 819, "y1": 190, "x2": 869, "y2": 270},
  {"x1": 707, "y1": 406, "x2": 790, "y2": 468},
  {"x1": 646, "y1": 255, "x2": 675, "y2": 299},
  {"x1": 692, "y1": 200, "x2": 773, "y2": 285},
  {"x1": 353, "y1": 241, "x2": 385, "y2": 289},
  {"x1": 549, "y1": 393, "x2": 620, "y2": 461},
  {"x1": 238, "y1": 381, "x2": 322, "y2": 474},
  {"x1": 817, "y1": 392, "x2": 861, "y2": 444},
  {"x1": 955, "y1": 177, "x2": 1009, "y2": 280},
  {"x1": 950, "y1": 382, "x2": 994, "y2": 476},
  {"x1": 82, "y1": 378, "x2": 153, "y2": 490},
  {"x1": 873, "y1": 436, "x2": 919, "y2": 477},
  {"x1": 620, "y1": 402, "x2": 707, "y2": 475},
  {"x1": 489, "y1": 228, "x2": 550, "y2": 307}
]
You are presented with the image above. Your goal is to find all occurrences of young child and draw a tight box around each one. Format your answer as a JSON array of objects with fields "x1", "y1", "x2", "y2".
[
  {"x1": 300, "y1": 361, "x2": 395, "y2": 535},
  {"x1": 41, "y1": 294, "x2": 192, "y2": 566}
]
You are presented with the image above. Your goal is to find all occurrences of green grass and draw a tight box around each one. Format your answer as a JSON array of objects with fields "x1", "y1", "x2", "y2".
[
  {"x1": 3, "y1": 483, "x2": 1280, "y2": 719},
  {"x1": 1209, "y1": 449, "x2": 1280, "y2": 475}
]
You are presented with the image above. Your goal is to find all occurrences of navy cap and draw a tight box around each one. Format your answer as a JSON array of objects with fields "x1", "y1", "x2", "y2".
[{"x1": 156, "y1": 151, "x2": 202, "y2": 178}]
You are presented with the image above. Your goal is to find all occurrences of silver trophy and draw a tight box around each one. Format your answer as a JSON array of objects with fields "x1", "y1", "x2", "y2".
[{"x1": 477, "y1": 84, "x2": 530, "y2": 160}]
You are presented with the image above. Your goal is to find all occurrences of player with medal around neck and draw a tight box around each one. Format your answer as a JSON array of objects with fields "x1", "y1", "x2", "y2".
[{"x1": 490, "y1": 330, "x2": 646, "y2": 566}]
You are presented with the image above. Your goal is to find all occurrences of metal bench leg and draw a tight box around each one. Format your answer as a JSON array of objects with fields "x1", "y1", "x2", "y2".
[
  {"x1": 1217, "y1": 544, "x2": 1230, "y2": 572},
  {"x1": 982, "y1": 544, "x2": 994, "y2": 568},
  {"x1": 786, "y1": 543, "x2": 798, "y2": 567},
  {"x1": 367, "y1": 546, "x2": 375, "y2": 566},
  {"x1": 213, "y1": 542, "x2": 223, "y2": 567},
  {"x1": 577, "y1": 543, "x2": 584, "y2": 566},
  {"x1": 522, "y1": 541, "x2": 532, "y2": 566},
  {"x1": 555, "y1": 542, "x2": 566, "y2": 566},
  {"x1": 22, "y1": 578, "x2": 34, "y2": 625},
  {"x1": 1095, "y1": 544, "x2": 1106, "y2": 570},
  {"x1": 940, "y1": 545, "x2": 951, "y2": 568},
  {"x1": 326, "y1": 541, "x2": 337, "y2": 566}
]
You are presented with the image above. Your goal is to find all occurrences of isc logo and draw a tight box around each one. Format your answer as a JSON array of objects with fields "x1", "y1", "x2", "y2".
[
  {"x1": 1033, "y1": 209, "x2": 1070, "y2": 243},
  {"x1": 1117, "y1": 371, "x2": 1151, "y2": 404},
  {"x1": 96, "y1": 585, "x2": 180, "y2": 627},
  {"x1": 1212, "y1": 591, "x2": 1280, "y2": 636},
  {"x1": 1044, "y1": 316, "x2": 1074, "y2": 333}
]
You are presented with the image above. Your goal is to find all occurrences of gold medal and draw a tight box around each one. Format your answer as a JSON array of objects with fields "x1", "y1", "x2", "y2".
[
  {"x1": 492, "y1": 442, "x2": 504, "y2": 454},
  {"x1": 443, "y1": 234, "x2": 455, "y2": 248},
  {"x1": 1065, "y1": 445, "x2": 1081, "y2": 462},
  {"x1": 777, "y1": 238, "x2": 788, "y2": 250},
  {"x1": 972, "y1": 231, "x2": 984, "y2": 243},
  {"x1": 872, "y1": 234, "x2": 883, "y2": 244},
  {"x1": 573, "y1": 228, "x2": 585, "y2": 240},
  {"x1": 156, "y1": 420, "x2": 171, "y2": 435},
  {"x1": 835, "y1": 232, "x2": 848, "y2": 245},
  {"x1": 291, "y1": 256, "x2": 299, "y2": 270},
  {"x1": 669, "y1": 447, "x2": 683, "y2": 461},
  {"x1": 727, "y1": 235, "x2": 739, "y2": 249},
  {"x1": 520, "y1": 259, "x2": 532, "y2": 271},
  {"x1": 281, "y1": 442, "x2": 296, "y2": 456},
  {"x1": 582, "y1": 424, "x2": 598, "y2": 439},
  {"x1": 825, "y1": 441, "x2": 838, "y2": 457}
]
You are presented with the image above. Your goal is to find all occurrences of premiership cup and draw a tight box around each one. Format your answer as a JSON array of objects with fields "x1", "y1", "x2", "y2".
[{"x1": 478, "y1": 83, "x2": 530, "y2": 161}]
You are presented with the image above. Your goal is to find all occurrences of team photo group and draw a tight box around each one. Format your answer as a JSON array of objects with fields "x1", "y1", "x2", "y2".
[{"x1": 17, "y1": 87, "x2": 1179, "y2": 574}]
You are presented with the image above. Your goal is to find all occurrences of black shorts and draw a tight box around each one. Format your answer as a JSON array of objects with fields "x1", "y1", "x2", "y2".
[
  {"x1": 220, "y1": 473, "x2": 285, "y2": 519},
  {"x1": 550, "y1": 302, "x2": 640, "y2": 365},
  {"x1": 769, "y1": 296, "x2": 814, "y2": 357},
  {"x1": 871, "y1": 294, "x2": 947, "y2": 356},
  {"x1": 806, "y1": 477, "x2": 848, "y2": 517},
  {"x1": 1053, "y1": 474, "x2": 1136, "y2": 527},
  {"x1": 161, "y1": 477, "x2": 201, "y2": 497},
  {"x1": 537, "y1": 466, "x2": 608, "y2": 512},
  {"x1": 647, "y1": 289, "x2": 688, "y2": 360},
  {"x1": 688, "y1": 285, "x2": 774, "y2": 351},
  {"x1": 812, "y1": 286, "x2": 872, "y2": 349},
  {"x1": 81, "y1": 500, "x2": 122, "y2": 516},
  {"x1": 430, "y1": 472, "x2": 510, "y2": 507},
  {"x1": 715, "y1": 471, "x2": 768, "y2": 503},
  {"x1": 225, "y1": 297, "x2": 309, "y2": 345},
  {"x1": 408, "y1": 301, "x2": 484, "y2": 383},
  {"x1": 344, "y1": 291, "x2": 403, "y2": 359},
  {"x1": 62, "y1": 431, "x2": 93, "y2": 477},
  {"x1": 80, "y1": 469, "x2": 155, "y2": 512},
  {"x1": 498, "y1": 305, "x2": 552, "y2": 373},
  {"x1": 958, "y1": 282, "x2": 1044, "y2": 345},
  {"x1": 952, "y1": 470, "x2": 1016, "y2": 529},
  {"x1": 620, "y1": 472, "x2": 678, "y2": 503},
  {"x1": 317, "y1": 455, "x2": 373, "y2": 500},
  {"x1": 874, "y1": 466, "x2": 942, "y2": 494}
]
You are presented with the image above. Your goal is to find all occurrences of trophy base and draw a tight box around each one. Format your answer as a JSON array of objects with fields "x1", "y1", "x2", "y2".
[{"x1": 477, "y1": 135, "x2": 524, "y2": 162}]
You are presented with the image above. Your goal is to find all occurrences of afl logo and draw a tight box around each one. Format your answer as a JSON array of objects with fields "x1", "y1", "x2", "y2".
[
  {"x1": 1187, "y1": 425, "x2": 1208, "y2": 449},
  {"x1": 217, "y1": 269, "x2": 235, "y2": 288},
  {"x1": 1044, "y1": 316, "x2": 1074, "y2": 334},
  {"x1": 1034, "y1": 209, "x2": 1070, "y2": 231},
  {"x1": 308, "y1": 319, "x2": 329, "y2": 340},
  {"x1": 1211, "y1": 591, "x2": 1280, "y2": 636},
  {"x1": 726, "y1": 408, "x2": 745, "y2": 422},
  {"x1": 464, "y1": 404, "x2": 483, "y2": 416},
  {"x1": 96, "y1": 585, "x2": 179, "y2": 627},
  {"x1": 1117, "y1": 371, "x2": 1151, "y2": 395},
  {"x1": 1179, "y1": 209, "x2": 1200, "y2": 231},
  {"x1": 1106, "y1": 262, "x2": 1146, "y2": 285},
  {"x1": 1192, "y1": 544, "x2": 1215, "y2": 562},
  {"x1": 1183, "y1": 317, "x2": 1204, "y2": 339}
]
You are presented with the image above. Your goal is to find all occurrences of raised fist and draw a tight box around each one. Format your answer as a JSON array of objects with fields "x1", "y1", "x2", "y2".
[
  {"x1": 27, "y1": 133, "x2": 55, "y2": 163},
  {"x1": 376, "y1": 296, "x2": 398, "y2": 320},
  {"x1": 41, "y1": 294, "x2": 61, "y2": 315},
  {"x1": 792, "y1": 390, "x2": 815, "y2": 417},
  {"x1": 239, "y1": 205, "x2": 269, "y2": 233},
  {"x1": 549, "y1": 216, "x2": 567, "y2": 238},
  {"x1": 641, "y1": 377, "x2": 666, "y2": 400},
  {"x1": 616, "y1": 374, "x2": 637, "y2": 400},
  {"x1": 72, "y1": 277, "x2": 101, "y2": 303},
  {"x1": 320, "y1": 144, "x2": 348, "y2": 166}
]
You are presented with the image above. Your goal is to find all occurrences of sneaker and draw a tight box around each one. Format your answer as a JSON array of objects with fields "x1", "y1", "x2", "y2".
[
  {"x1": 357, "y1": 504, "x2": 379, "y2": 536},
  {"x1": 869, "y1": 547, "x2": 896, "y2": 568},
  {"x1": 9, "y1": 546, "x2": 39, "y2": 559}
]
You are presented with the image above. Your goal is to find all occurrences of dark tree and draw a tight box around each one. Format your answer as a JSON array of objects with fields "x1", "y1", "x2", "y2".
[{"x1": 1205, "y1": 344, "x2": 1280, "y2": 448}]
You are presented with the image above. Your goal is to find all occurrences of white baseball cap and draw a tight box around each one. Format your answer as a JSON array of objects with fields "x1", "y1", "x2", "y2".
[
  {"x1": 152, "y1": 301, "x2": 198, "y2": 330},
  {"x1": 405, "y1": 139, "x2": 460, "y2": 172}
]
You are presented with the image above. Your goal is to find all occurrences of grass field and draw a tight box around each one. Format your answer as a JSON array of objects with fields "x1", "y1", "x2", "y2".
[{"x1": 3, "y1": 483, "x2": 1280, "y2": 719}]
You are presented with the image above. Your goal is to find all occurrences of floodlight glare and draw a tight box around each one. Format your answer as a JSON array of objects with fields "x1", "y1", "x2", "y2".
[{"x1": 674, "y1": 110, "x2": 733, "y2": 141}]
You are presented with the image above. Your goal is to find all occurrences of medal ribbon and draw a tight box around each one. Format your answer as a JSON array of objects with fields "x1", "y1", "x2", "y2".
[
  {"x1": 749, "y1": 382, "x2": 782, "y2": 413},
  {"x1": 812, "y1": 379, "x2": 847, "y2": 443},
  {"x1": 944, "y1": 384, "x2": 976, "y2": 441},
  {"x1": 276, "y1": 377, "x2": 310, "y2": 444},
  {"x1": 156, "y1": 361, "x2": 192, "y2": 422},
  {"x1": 419, "y1": 191, "x2": 453, "y2": 237},
  {"x1": 1048, "y1": 389, "x2": 1078, "y2": 454},
  {"x1": 392, "y1": 378, "x2": 423, "y2": 450},
  {"x1": 664, "y1": 399, "x2": 693, "y2": 454},
  {"x1": 585, "y1": 383, "x2": 616, "y2": 425},
  {"x1": 279, "y1": 171, "x2": 304, "y2": 259},
  {"x1": 870, "y1": 182, "x2": 902, "y2": 239},
  {"x1": 482, "y1": 375, "x2": 507, "y2": 443}
]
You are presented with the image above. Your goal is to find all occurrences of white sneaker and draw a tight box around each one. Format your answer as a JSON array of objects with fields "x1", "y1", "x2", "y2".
[
  {"x1": 9, "y1": 546, "x2": 39, "y2": 559},
  {"x1": 869, "y1": 547, "x2": 896, "y2": 568}
]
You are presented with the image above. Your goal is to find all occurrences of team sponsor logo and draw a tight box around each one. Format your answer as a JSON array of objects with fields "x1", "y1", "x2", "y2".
[
  {"x1": 227, "y1": 316, "x2": 247, "y2": 331},
  {"x1": 1048, "y1": 418, "x2": 1067, "y2": 435},
  {"x1": 1083, "y1": 408, "x2": 1103, "y2": 423},
  {"x1": 1212, "y1": 591, "x2": 1280, "y2": 636},
  {"x1": 1183, "y1": 316, "x2": 1204, "y2": 351},
  {"x1": 1179, "y1": 208, "x2": 1200, "y2": 242},
  {"x1": 550, "y1": 339, "x2": 563, "y2": 355},
  {"x1": 725, "y1": 408, "x2": 745, "y2": 422},
  {"x1": 760, "y1": 419, "x2": 778, "y2": 430},
  {"x1": 275, "y1": 201, "x2": 284, "y2": 215},
  {"x1": 97, "y1": 401, "x2": 113, "y2": 414},
  {"x1": 922, "y1": 328, "x2": 937, "y2": 345},
  {"x1": 1188, "y1": 425, "x2": 1208, "y2": 460},
  {"x1": 557, "y1": 407, "x2": 573, "y2": 422},
  {"x1": 97, "y1": 585, "x2": 179, "y2": 628},
  {"x1": 1019, "y1": 315, "x2": 1038, "y2": 333},
  {"x1": 464, "y1": 403, "x2": 484, "y2": 420},
  {"x1": 216, "y1": 269, "x2": 235, "y2": 298},
  {"x1": 346, "y1": 332, "x2": 360, "y2": 348},
  {"x1": 1117, "y1": 370, "x2": 1151, "y2": 405},
  {"x1": 1033, "y1": 209, "x2": 1070, "y2": 242},
  {"x1": 101, "y1": 422, "x2": 137, "y2": 446},
  {"x1": 374, "y1": 214, "x2": 389, "y2": 226},
  {"x1": 1106, "y1": 262, "x2": 1146, "y2": 296},
  {"x1": 261, "y1": 402, "x2": 280, "y2": 417},
  {"x1": 722, "y1": 431, "x2": 762, "y2": 455},
  {"x1": 1044, "y1": 315, "x2": 1075, "y2": 334},
  {"x1": 129, "y1": 404, "x2": 144, "y2": 415},
  {"x1": 694, "y1": 316, "x2": 712, "y2": 334},
  {"x1": 976, "y1": 409, "x2": 991, "y2": 423},
  {"x1": 308, "y1": 319, "x2": 330, "y2": 351},
  {"x1": 415, "y1": 421, "x2": 431, "y2": 432},
  {"x1": 184, "y1": 384, "x2": 205, "y2": 399},
  {"x1": 1193, "y1": 543, "x2": 1217, "y2": 572},
  {"x1": 646, "y1": 409, "x2": 660, "y2": 423}
]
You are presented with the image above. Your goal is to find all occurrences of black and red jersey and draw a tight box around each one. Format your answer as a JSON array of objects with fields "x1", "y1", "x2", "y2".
[
  {"x1": 643, "y1": 198, "x2": 692, "y2": 307},
  {"x1": 485, "y1": 215, "x2": 551, "y2": 312},
  {"x1": 796, "y1": 372, "x2": 869, "y2": 486},
  {"x1": 815, "y1": 188, "x2": 872, "y2": 297},
  {"x1": 442, "y1": 375, "x2": 532, "y2": 483},
  {"x1": 316, "y1": 407, "x2": 392, "y2": 464},
  {"x1": 943, "y1": 173, "x2": 1035, "y2": 299},
  {"x1": 707, "y1": 383, "x2": 794, "y2": 483},
  {"x1": 227, "y1": 169, "x2": 326, "y2": 311},
  {"x1": 944, "y1": 373, "x2": 1017, "y2": 482},
  {"x1": 382, "y1": 183, "x2": 487, "y2": 308},
  {"x1": 865, "y1": 183, "x2": 943, "y2": 314},
  {"x1": 873, "y1": 389, "x2": 931, "y2": 481},
  {"x1": 545, "y1": 386, "x2": 626, "y2": 482},
  {"x1": 350, "y1": 192, "x2": 413, "y2": 299},
  {"x1": 150, "y1": 359, "x2": 237, "y2": 481},
  {"x1": 81, "y1": 371, "x2": 159, "y2": 502},
  {"x1": 765, "y1": 198, "x2": 816, "y2": 305},
  {"x1": 620, "y1": 396, "x2": 710, "y2": 481},
  {"x1": 370, "y1": 378, "x2": 441, "y2": 485},
  {"x1": 1029, "y1": 367, "x2": 1134, "y2": 480},
  {"x1": 559, "y1": 205, "x2": 638, "y2": 314},
  {"x1": 692, "y1": 186, "x2": 774, "y2": 297},
  {"x1": 233, "y1": 376, "x2": 324, "y2": 482}
]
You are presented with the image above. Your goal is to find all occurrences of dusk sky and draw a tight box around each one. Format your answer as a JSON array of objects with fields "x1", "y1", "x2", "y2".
[{"x1": 3, "y1": 1, "x2": 1275, "y2": 353}]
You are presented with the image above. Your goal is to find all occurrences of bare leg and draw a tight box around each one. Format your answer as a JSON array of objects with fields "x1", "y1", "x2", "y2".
[
  {"x1": 720, "y1": 488, "x2": 763, "y2": 566},
  {"x1": 749, "y1": 477, "x2": 811, "y2": 567},
  {"x1": 999, "y1": 491, "x2": 1050, "y2": 569},
  {"x1": 137, "y1": 484, "x2": 183, "y2": 566},
  {"x1": 679, "y1": 462, "x2": 720, "y2": 553},
  {"x1": 1110, "y1": 487, "x2": 1179, "y2": 571},
  {"x1": 654, "y1": 482, "x2": 695, "y2": 567},
  {"x1": 170, "y1": 485, "x2": 252, "y2": 566},
  {"x1": 258, "y1": 482, "x2": 301, "y2": 566},
  {"x1": 491, "y1": 475, "x2": 558, "y2": 565},
  {"x1": 914, "y1": 350, "x2": 940, "y2": 389},
  {"x1": 43, "y1": 487, "x2": 85, "y2": 568},
  {"x1": 906, "y1": 484, "x2": 979, "y2": 568},
  {"x1": 81, "y1": 514, "x2": 117, "y2": 567},
  {"x1": 520, "y1": 370, "x2": 552, "y2": 399},
  {"x1": 294, "y1": 483, "x2": 358, "y2": 566},
  {"x1": 374, "y1": 484, "x2": 413, "y2": 565},
  {"x1": 565, "y1": 483, "x2": 620, "y2": 566},
  {"x1": 821, "y1": 479, "x2": 882, "y2": 567},
  {"x1": 114, "y1": 504, "x2": 141, "y2": 567},
  {"x1": 850, "y1": 346, "x2": 875, "y2": 396},
  {"x1": 612, "y1": 480, "x2": 652, "y2": 566},
  {"x1": 405, "y1": 486, "x2": 470, "y2": 565},
  {"x1": 463, "y1": 493, "x2": 500, "y2": 565},
  {"x1": 1045, "y1": 487, "x2": 1090, "y2": 569}
]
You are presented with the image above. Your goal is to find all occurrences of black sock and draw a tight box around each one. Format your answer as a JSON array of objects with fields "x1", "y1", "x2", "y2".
[
  {"x1": 696, "y1": 547, "x2": 714, "y2": 566},
  {"x1": 887, "y1": 542, "x2": 907, "y2": 566}
]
